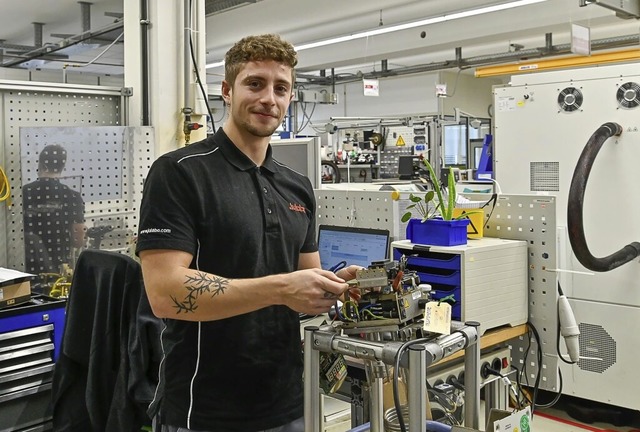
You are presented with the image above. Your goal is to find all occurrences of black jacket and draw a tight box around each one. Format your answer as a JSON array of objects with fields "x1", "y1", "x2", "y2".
[{"x1": 51, "y1": 250, "x2": 162, "y2": 432}]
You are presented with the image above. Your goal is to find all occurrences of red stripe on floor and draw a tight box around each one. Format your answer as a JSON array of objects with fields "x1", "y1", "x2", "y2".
[{"x1": 535, "y1": 411, "x2": 612, "y2": 432}]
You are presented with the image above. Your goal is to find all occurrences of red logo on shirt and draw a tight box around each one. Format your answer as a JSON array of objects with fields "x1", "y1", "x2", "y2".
[{"x1": 289, "y1": 203, "x2": 307, "y2": 213}]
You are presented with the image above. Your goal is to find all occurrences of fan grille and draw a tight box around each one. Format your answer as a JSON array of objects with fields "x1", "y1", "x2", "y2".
[
  {"x1": 616, "y1": 82, "x2": 640, "y2": 109},
  {"x1": 558, "y1": 87, "x2": 583, "y2": 112}
]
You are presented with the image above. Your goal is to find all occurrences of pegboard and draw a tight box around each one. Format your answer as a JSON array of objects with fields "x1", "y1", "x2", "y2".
[
  {"x1": 0, "y1": 81, "x2": 154, "y2": 274},
  {"x1": 315, "y1": 190, "x2": 559, "y2": 391},
  {"x1": 314, "y1": 190, "x2": 402, "y2": 241},
  {"x1": 482, "y1": 194, "x2": 559, "y2": 392},
  {"x1": 378, "y1": 145, "x2": 413, "y2": 179}
]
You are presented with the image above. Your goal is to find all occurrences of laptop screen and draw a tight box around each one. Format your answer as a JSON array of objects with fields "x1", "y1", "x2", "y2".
[{"x1": 317, "y1": 225, "x2": 390, "y2": 271}]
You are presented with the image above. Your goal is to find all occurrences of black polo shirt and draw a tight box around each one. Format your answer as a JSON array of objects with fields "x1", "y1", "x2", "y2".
[
  {"x1": 22, "y1": 177, "x2": 85, "y2": 273},
  {"x1": 136, "y1": 128, "x2": 317, "y2": 431}
]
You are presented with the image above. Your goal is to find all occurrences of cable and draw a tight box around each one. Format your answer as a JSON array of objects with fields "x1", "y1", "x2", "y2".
[
  {"x1": 533, "y1": 368, "x2": 564, "y2": 409},
  {"x1": 427, "y1": 387, "x2": 458, "y2": 413},
  {"x1": 526, "y1": 322, "x2": 544, "y2": 416},
  {"x1": 481, "y1": 193, "x2": 498, "y2": 228},
  {"x1": 556, "y1": 282, "x2": 578, "y2": 365},
  {"x1": 297, "y1": 101, "x2": 317, "y2": 134},
  {"x1": 448, "y1": 375, "x2": 465, "y2": 392},
  {"x1": 510, "y1": 365, "x2": 532, "y2": 406},
  {"x1": 0, "y1": 166, "x2": 11, "y2": 206},
  {"x1": 567, "y1": 122, "x2": 640, "y2": 271},
  {"x1": 63, "y1": 31, "x2": 124, "y2": 69},
  {"x1": 393, "y1": 337, "x2": 430, "y2": 432},
  {"x1": 188, "y1": 0, "x2": 215, "y2": 133},
  {"x1": 483, "y1": 366, "x2": 523, "y2": 410},
  {"x1": 556, "y1": 281, "x2": 580, "y2": 364}
]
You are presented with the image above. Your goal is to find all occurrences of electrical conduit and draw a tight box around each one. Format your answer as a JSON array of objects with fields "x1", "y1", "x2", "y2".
[{"x1": 567, "y1": 122, "x2": 640, "y2": 272}]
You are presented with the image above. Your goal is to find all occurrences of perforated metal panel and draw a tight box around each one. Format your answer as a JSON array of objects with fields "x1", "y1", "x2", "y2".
[
  {"x1": 530, "y1": 161, "x2": 560, "y2": 192},
  {"x1": 314, "y1": 190, "x2": 399, "y2": 236},
  {"x1": 481, "y1": 195, "x2": 559, "y2": 392},
  {"x1": 1, "y1": 81, "x2": 154, "y2": 273},
  {"x1": 577, "y1": 323, "x2": 616, "y2": 374}
]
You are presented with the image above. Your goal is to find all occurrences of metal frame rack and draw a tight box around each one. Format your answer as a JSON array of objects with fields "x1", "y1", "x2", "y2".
[
  {"x1": 303, "y1": 322, "x2": 481, "y2": 432},
  {"x1": 314, "y1": 190, "x2": 560, "y2": 394}
]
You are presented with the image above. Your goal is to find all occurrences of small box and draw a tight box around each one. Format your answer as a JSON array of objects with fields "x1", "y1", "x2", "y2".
[
  {"x1": 0, "y1": 268, "x2": 34, "y2": 309},
  {"x1": 406, "y1": 218, "x2": 470, "y2": 246}
]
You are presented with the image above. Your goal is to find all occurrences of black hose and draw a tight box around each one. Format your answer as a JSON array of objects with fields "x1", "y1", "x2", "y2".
[{"x1": 567, "y1": 122, "x2": 640, "y2": 272}]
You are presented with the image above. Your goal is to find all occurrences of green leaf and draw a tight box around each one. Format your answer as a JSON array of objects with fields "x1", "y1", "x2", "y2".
[
  {"x1": 423, "y1": 158, "x2": 447, "y2": 220},
  {"x1": 409, "y1": 194, "x2": 422, "y2": 203},
  {"x1": 425, "y1": 190, "x2": 435, "y2": 202},
  {"x1": 446, "y1": 166, "x2": 456, "y2": 220},
  {"x1": 401, "y1": 212, "x2": 413, "y2": 222}
]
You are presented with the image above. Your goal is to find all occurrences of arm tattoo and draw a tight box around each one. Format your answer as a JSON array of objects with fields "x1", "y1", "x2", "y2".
[{"x1": 170, "y1": 271, "x2": 231, "y2": 314}]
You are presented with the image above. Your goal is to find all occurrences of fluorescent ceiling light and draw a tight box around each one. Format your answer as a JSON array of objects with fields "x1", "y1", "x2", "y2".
[{"x1": 206, "y1": 0, "x2": 547, "y2": 69}]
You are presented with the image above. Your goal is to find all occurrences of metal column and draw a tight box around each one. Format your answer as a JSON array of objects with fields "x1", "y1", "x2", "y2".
[
  {"x1": 408, "y1": 345, "x2": 427, "y2": 432},
  {"x1": 464, "y1": 321, "x2": 481, "y2": 430},
  {"x1": 304, "y1": 326, "x2": 321, "y2": 432}
]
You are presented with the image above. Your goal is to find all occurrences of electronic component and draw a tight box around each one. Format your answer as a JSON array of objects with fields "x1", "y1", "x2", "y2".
[{"x1": 340, "y1": 257, "x2": 430, "y2": 327}]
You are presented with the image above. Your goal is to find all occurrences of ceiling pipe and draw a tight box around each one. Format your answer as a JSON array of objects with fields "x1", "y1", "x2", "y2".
[
  {"x1": 297, "y1": 32, "x2": 640, "y2": 86},
  {"x1": 1, "y1": 19, "x2": 123, "y2": 68}
]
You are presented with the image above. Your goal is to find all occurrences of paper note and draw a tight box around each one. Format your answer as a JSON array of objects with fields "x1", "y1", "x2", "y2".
[{"x1": 423, "y1": 301, "x2": 451, "y2": 335}]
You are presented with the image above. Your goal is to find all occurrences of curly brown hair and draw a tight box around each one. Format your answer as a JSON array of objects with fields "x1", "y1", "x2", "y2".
[{"x1": 224, "y1": 34, "x2": 297, "y2": 87}]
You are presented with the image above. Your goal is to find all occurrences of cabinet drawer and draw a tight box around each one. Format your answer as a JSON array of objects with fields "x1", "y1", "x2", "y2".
[
  {"x1": 415, "y1": 268, "x2": 461, "y2": 286},
  {"x1": 394, "y1": 249, "x2": 460, "y2": 270},
  {"x1": 0, "y1": 364, "x2": 54, "y2": 397},
  {"x1": 430, "y1": 287, "x2": 462, "y2": 320},
  {"x1": 0, "y1": 325, "x2": 54, "y2": 354}
]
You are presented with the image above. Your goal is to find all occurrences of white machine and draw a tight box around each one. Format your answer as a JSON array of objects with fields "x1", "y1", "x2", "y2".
[{"x1": 494, "y1": 62, "x2": 640, "y2": 410}]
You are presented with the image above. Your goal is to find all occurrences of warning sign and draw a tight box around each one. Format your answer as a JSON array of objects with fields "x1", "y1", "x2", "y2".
[{"x1": 396, "y1": 135, "x2": 406, "y2": 146}]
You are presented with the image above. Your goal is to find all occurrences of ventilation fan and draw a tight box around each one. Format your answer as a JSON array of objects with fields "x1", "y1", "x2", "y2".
[
  {"x1": 616, "y1": 82, "x2": 640, "y2": 109},
  {"x1": 558, "y1": 87, "x2": 583, "y2": 112}
]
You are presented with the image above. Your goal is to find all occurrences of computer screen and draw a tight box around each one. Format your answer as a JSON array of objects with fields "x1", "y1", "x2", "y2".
[
  {"x1": 317, "y1": 225, "x2": 390, "y2": 271},
  {"x1": 270, "y1": 137, "x2": 321, "y2": 188}
]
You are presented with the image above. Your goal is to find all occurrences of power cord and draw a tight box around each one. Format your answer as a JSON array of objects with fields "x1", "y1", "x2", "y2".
[
  {"x1": 482, "y1": 365, "x2": 523, "y2": 410},
  {"x1": 393, "y1": 338, "x2": 429, "y2": 432},
  {"x1": 527, "y1": 322, "x2": 543, "y2": 416},
  {"x1": 557, "y1": 282, "x2": 580, "y2": 364},
  {"x1": 0, "y1": 166, "x2": 11, "y2": 207}
]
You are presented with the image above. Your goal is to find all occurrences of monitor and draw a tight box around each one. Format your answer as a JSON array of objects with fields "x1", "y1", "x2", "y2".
[
  {"x1": 317, "y1": 225, "x2": 390, "y2": 270},
  {"x1": 270, "y1": 136, "x2": 321, "y2": 188}
]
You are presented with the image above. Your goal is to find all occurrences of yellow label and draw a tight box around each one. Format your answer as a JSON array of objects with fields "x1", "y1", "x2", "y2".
[
  {"x1": 453, "y1": 208, "x2": 484, "y2": 239},
  {"x1": 396, "y1": 135, "x2": 406, "y2": 146}
]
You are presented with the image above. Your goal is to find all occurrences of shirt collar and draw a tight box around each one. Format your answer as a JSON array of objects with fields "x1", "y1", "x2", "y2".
[{"x1": 215, "y1": 128, "x2": 278, "y2": 174}]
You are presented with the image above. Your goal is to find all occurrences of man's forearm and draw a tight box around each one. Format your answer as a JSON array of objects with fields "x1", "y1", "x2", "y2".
[{"x1": 144, "y1": 265, "x2": 281, "y2": 322}]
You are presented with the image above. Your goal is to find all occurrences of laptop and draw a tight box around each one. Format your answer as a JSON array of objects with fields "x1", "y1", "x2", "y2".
[{"x1": 317, "y1": 225, "x2": 390, "y2": 271}]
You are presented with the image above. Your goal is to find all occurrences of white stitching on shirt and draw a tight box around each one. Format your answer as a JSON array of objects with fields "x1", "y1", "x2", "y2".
[
  {"x1": 273, "y1": 159, "x2": 305, "y2": 177},
  {"x1": 177, "y1": 147, "x2": 219, "y2": 164}
]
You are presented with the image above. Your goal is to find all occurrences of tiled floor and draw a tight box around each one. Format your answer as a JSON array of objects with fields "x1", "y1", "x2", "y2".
[
  {"x1": 533, "y1": 401, "x2": 640, "y2": 432},
  {"x1": 322, "y1": 395, "x2": 640, "y2": 431}
]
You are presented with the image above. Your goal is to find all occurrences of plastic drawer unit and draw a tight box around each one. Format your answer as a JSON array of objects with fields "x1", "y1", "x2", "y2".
[
  {"x1": 0, "y1": 296, "x2": 66, "y2": 432},
  {"x1": 392, "y1": 237, "x2": 528, "y2": 335}
]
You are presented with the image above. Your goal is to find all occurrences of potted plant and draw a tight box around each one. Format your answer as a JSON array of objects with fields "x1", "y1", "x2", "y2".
[{"x1": 400, "y1": 158, "x2": 470, "y2": 246}]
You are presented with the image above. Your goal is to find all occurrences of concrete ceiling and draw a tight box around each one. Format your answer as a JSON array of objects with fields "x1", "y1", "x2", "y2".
[{"x1": 1, "y1": 0, "x2": 639, "y2": 84}]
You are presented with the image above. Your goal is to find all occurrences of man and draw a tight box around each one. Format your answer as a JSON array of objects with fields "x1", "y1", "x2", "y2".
[
  {"x1": 136, "y1": 34, "x2": 357, "y2": 432},
  {"x1": 23, "y1": 144, "x2": 86, "y2": 275}
]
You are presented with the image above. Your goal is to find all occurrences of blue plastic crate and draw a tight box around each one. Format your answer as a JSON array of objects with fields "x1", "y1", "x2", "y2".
[{"x1": 406, "y1": 218, "x2": 469, "y2": 246}]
